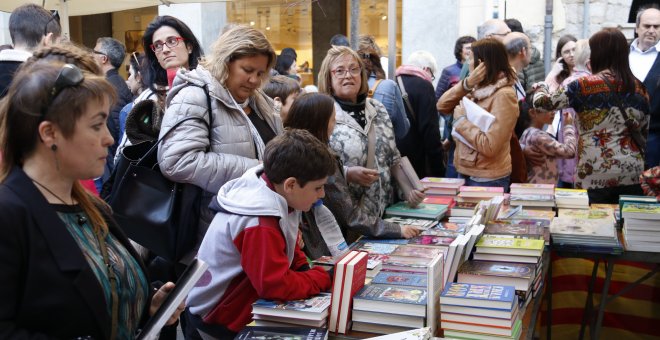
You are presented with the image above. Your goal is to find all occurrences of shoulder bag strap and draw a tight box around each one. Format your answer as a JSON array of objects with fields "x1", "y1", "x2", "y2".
[
  {"x1": 368, "y1": 79, "x2": 383, "y2": 98},
  {"x1": 396, "y1": 75, "x2": 417, "y2": 122},
  {"x1": 137, "y1": 84, "x2": 214, "y2": 165}
]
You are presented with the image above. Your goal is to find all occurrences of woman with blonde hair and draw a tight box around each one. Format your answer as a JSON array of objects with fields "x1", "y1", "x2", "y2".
[
  {"x1": 318, "y1": 46, "x2": 424, "y2": 242},
  {"x1": 157, "y1": 25, "x2": 282, "y2": 259},
  {"x1": 0, "y1": 59, "x2": 181, "y2": 339}
]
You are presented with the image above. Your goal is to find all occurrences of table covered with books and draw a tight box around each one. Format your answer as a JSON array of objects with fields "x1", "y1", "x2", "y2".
[{"x1": 239, "y1": 179, "x2": 660, "y2": 340}]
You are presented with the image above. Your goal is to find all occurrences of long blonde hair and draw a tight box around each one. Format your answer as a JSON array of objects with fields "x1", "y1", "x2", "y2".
[
  {"x1": 201, "y1": 25, "x2": 276, "y2": 85},
  {"x1": 317, "y1": 46, "x2": 369, "y2": 97},
  {"x1": 0, "y1": 60, "x2": 116, "y2": 234}
]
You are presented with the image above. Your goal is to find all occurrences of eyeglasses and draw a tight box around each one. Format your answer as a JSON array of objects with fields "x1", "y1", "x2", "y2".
[
  {"x1": 42, "y1": 64, "x2": 84, "y2": 119},
  {"x1": 43, "y1": 10, "x2": 59, "y2": 38},
  {"x1": 427, "y1": 68, "x2": 435, "y2": 81},
  {"x1": 331, "y1": 67, "x2": 361, "y2": 78},
  {"x1": 93, "y1": 50, "x2": 107, "y2": 56},
  {"x1": 150, "y1": 36, "x2": 185, "y2": 52},
  {"x1": 131, "y1": 52, "x2": 140, "y2": 66}
]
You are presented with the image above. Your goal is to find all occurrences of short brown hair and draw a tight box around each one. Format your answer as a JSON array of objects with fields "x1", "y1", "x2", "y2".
[
  {"x1": 317, "y1": 46, "x2": 369, "y2": 97},
  {"x1": 283, "y1": 93, "x2": 335, "y2": 144},
  {"x1": 262, "y1": 75, "x2": 301, "y2": 104},
  {"x1": 471, "y1": 38, "x2": 517, "y2": 87},
  {"x1": 263, "y1": 129, "x2": 335, "y2": 186}
]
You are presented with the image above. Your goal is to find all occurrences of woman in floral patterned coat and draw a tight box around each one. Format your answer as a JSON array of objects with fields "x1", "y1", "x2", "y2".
[
  {"x1": 318, "y1": 46, "x2": 424, "y2": 242},
  {"x1": 533, "y1": 28, "x2": 650, "y2": 203}
]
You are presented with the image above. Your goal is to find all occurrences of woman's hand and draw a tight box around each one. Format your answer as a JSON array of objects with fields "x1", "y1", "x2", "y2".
[
  {"x1": 453, "y1": 105, "x2": 466, "y2": 121},
  {"x1": 406, "y1": 189, "x2": 425, "y2": 208},
  {"x1": 346, "y1": 166, "x2": 379, "y2": 187},
  {"x1": 400, "y1": 225, "x2": 421, "y2": 239},
  {"x1": 562, "y1": 111, "x2": 574, "y2": 126},
  {"x1": 466, "y1": 62, "x2": 487, "y2": 89},
  {"x1": 150, "y1": 282, "x2": 184, "y2": 326}
]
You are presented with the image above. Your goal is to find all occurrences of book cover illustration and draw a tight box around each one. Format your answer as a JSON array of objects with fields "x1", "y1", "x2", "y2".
[
  {"x1": 421, "y1": 177, "x2": 465, "y2": 187},
  {"x1": 459, "y1": 186, "x2": 504, "y2": 193},
  {"x1": 555, "y1": 188, "x2": 588, "y2": 198},
  {"x1": 383, "y1": 216, "x2": 438, "y2": 230},
  {"x1": 372, "y1": 272, "x2": 428, "y2": 287},
  {"x1": 235, "y1": 327, "x2": 328, "y2": 340},
  {"x1": 355, "y1": 284, "x2": 428, "y2": 305},
  {"x1": 423, "y1": 196, "x2": 456, "y2": 205},
  {"x1": 391, "y1": 244, "x2": 445, "y2": 258},
  {"x1": 354, "y1": 242, "x2": 400, "y2": 255},
  {"x1": 382, "y1": 255, "x2": 433, "y2": 268},
  {"x1": 622, "y1": 202, "x2": 660, "y2": 214},
  {"x1": 359, "y1": 238, "x2": 409, "y2": 245},
  {"x1": 407, "y1": 235, "x2": 456, "y2": 247},
  {"x1": 419, "y1": 228, "x2": 461, "y2": 238},
  {"x1": 252, "y1": 293, "x2": 331, "y2": 314},
  {"x1": 476, "y1": 237, "x2": 544, "y2": 250},
  {"x1": 385, "y1": 202, "x2": 447, "y2": 218},
  {"x1": 550, "y1": 217, "x2": 616, "y2": 238},
  {"x1": 441, "y1": 282, "x2": 516, "y2": 303},
  {"x1": 484, "y1": 223, "x2": 545, "y2": 236},
  {"x1": 460, "y1": 261, "x2": 534, "y2": 279}
]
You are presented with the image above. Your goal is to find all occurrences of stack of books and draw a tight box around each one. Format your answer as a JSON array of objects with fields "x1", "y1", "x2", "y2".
[
  {"x1": 421, "y1": 177, "x2": 465, "y2": 197},
  {"x1": 621, "y1": 201, "x2": 660, "y2": 252},
  {"x1": 549, "y1": 215, "x2": 622, "y2": 254},
  {"x1": 457, "y1": 260, "x2": 537, "y2": 310},
  {"x1": 423, "y1": 196, "x2": 456, "y2": 216},
  {"x1": 328, "y1": 251, "x2": 368, "y2": 334},
  {"x1": 473, "y1": 237, "x2": 544, "y2": 265},
  {"x1": 251, "y1": 293, "x2": 332, "y2": 328},
  {"x1": 457, "y1": 186, "x2": 505, "y2": 204},
  {"x1": 440, "y1": 283, "x2": 522, "y2": 339},
  {"x1": 554, "y1": 188, "x2": 589, "y2": 209},
  {"x1": 351, "y1": 284, "x2": 429, "y2": 334},
  {"x1": 509, "y1": 183, "x2": 555, "y2": 210}
]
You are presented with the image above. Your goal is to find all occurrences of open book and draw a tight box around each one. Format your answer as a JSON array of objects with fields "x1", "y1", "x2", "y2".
[{"x1": 451, "y1": 97, "x2": 496, "y2": 150}]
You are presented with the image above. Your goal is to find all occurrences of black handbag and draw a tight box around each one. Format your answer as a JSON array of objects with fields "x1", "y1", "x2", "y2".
[{"x1": 109, "y1": 84, "x2": 213, "y2": 261}]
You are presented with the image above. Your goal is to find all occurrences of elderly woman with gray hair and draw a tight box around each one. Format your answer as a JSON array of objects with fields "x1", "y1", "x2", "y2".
[
  {"x1": 157, "y1": 25, "x2": 281, "y2": 252},
  {"x1": 395, "y1": 50, "x2": 445, "y2": 178}
]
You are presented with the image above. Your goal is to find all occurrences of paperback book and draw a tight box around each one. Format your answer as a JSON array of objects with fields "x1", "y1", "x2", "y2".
[{"x1": 385, "y1": 202, "x2": 447, "y2": 220}]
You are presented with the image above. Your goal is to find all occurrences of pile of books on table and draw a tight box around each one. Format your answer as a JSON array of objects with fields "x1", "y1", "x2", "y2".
[
  {"x1": 509, "y1": 183, "x2": 555, "y2": 210},
  {"x1": 421, "y1": 177, "x2": 465, "y2": 197},
  {"x1": 621, "y1": 199, "x2": 660, "y2": 252},
  {"x1": 251, "y1": 293, "x2": 332, "y2": 328},
  {"x1": 440, "y1": 282, "x2": 522, "y2": 339},
  {"x1": 549, "y1": 209, "x2": 622, "y2": 254},
  {"x1": 554, "y1": 188, "x2": 589, "y2": 209}
]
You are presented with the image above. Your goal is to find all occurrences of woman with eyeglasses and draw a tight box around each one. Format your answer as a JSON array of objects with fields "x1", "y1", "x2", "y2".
[
  {"x1": 437, "y1": 38, "x2": 519, "y2": 191},
  {"x1": 317, "y1": 46, "x2": 424, "y2": 242},
  {"x1": 545, "y1": 34, "x2": 578, "y2": 92},
  {"x1": 0, "y1": 60, "x2": 182, "y2": 339},
  {"x1": 118, "y1": 15, "x2": 203, "y2": 150},
  {"x1": 357, "y1": 35, "x2": 410, "y2": 141}
]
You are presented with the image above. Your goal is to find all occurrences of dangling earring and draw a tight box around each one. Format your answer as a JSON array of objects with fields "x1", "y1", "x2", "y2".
[{"x1": 51, "y1": 144, "x2": 60, "y2": 171}]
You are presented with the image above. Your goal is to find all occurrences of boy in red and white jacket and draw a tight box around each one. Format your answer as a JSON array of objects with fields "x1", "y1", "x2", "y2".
[{"x1": 185, "y1": 130, "x2": 336, "y2": 338}]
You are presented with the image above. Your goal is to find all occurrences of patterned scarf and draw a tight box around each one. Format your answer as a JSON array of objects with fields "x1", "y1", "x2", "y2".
[{"x1": 334, "y1": 93, "x2": 368, "y2": 128}]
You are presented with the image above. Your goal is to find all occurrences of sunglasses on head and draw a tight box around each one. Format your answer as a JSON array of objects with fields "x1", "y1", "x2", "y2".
[{"x1": 41, "y1": 64, "x2": 84, "y2": 120}]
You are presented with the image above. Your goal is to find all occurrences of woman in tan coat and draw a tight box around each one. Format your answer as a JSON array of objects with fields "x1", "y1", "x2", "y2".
[{"x1": 437, "y1": 39, "x2": 519, "y2": 191}]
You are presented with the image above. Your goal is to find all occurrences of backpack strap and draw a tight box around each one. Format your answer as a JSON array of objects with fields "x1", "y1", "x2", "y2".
[
  {"x1": 396, "y1": 75, "x2": 417, "y2": 122},
  {"x1": 368, "y1": 79, "x2": 384, "y2": 98}
]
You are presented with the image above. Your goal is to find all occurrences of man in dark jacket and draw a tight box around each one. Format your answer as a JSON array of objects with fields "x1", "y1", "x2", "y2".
[
  {"x1": 395, "y1": 51, "x2": 445, "y2": 179},
  {"x1": 93, "y1": 37, "x2": 132, "y2": 189},
  {"x1": 0, "y1": 4, "x2": 61, "y2": 98},
  {"x1": 505, "y1": 18, "x2": 545, "y2": 92}
]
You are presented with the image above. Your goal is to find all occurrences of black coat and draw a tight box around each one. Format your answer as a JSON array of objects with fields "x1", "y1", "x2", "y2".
[
  {"x1": 644, "y1": 53, "x2": 660, "y2": 135},
  {"x1": 0, "y1": 167, "x2": 149, "y2": 339},
  {"x1": 105, "y1": 69, "x2": 133, "y2": 165},
  {"x1": 396, "y1": 74, "x2": 445, "y2": 178}
]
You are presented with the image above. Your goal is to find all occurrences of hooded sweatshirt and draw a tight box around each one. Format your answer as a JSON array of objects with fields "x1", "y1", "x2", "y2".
[{"x1": 186, "y1": 165, "x2": 331, "y2": 332}]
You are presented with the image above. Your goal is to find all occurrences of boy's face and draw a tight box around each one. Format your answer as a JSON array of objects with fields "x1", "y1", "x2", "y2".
[
  {"x1": 280, "y1": 91, "x2": 300, "y2": 120},
  {"x1": 283, "y1": 176, "x2": 328, "y2": 211}
]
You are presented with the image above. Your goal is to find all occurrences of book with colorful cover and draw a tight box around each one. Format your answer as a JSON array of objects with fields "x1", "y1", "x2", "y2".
[
  {"x1": 475, "y1": 237, "x2": 544, "y2": 257},
  {"x1": 419, "y1": 228, "x2": 462, "y2": 238},
  {"x1": 509, "y1": 183, "x2": 555, "y2": 195},
  {"x1": 383, "y1": 216, "x2": 438, "y2": 230},
  {"x1": 621, "y1": 202, "x2": 660, "y2": 219},
  {"x1": 391, "y1": 244, "x2": 445, "y2": 259},
  {"x1": 353, "y1": 284, "x2": 428, "y2": 315},
  {"x1": 440, "y1": 282, "x2": 517, "y2": 309},
  {"x1": 407, "y1": 235, "x2": 456, "y2": 247},
  {"x1": 353, "y1": 242, "x2": 400, "y2": 255},
  {"x1": 555, "y1": 188, "x2": 589, "y2": 206},
  {"x1": 372, "y1": 272, "x2": 428, "y2": 287},
  {"x1": 423, "y1": 196, "x2": 456, "y2": 206},
  {"x1": 457, "y1": 261, "x2": 535, "y2": 291},
  {"x1": 252, "y1": 293, "x2": 332, "y2": 320},
  {"x1": 359, "y1": 238, "x2": 409, "y2": 245},
  {"x1": 385, "y1": 202, "x2": 447, "y2": 220},
  {"x1": 458, "y1": 186, "x2": 504, "y2": 197},
  {"x1": 380, "y1": 254, "x2": 435, "y2": 272},
  {"x1": 421, "y1": 177, "x2": 465, "y2": 189},
  {"x1": 234, "y1": 326, "x2": 328, "y2": 340}
]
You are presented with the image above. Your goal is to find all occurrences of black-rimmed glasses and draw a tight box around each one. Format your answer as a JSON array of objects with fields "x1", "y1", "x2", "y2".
[
  {"x1": 41, "y1": 64, "x2": 84, "y2": 119},
  {"x1": 43, "y1": 10, "x2": 60, "y2": 38}
]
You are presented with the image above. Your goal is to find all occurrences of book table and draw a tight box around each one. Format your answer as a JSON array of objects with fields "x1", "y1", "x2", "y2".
[{"x1": 550, "y1": 236, "x2": 660, "y2": 340}]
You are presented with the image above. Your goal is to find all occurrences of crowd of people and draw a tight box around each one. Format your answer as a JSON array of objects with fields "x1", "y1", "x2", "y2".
[{"x1": 0, "y1": 2, "x2": 658, "y2": 339}]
